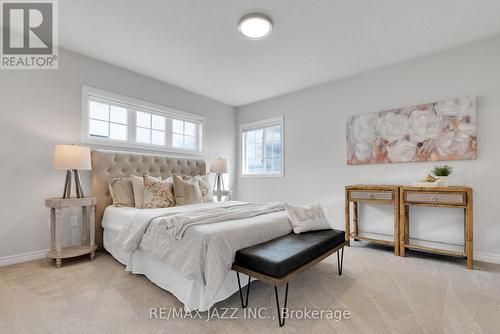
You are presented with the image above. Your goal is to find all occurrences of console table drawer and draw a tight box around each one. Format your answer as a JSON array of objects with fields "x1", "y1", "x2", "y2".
[
  {"x1": 405, "y1": 192, "x2": 465, "y2": 205},
  {"x1": 350, "y1": 191, "x2": 393, "y2": 201}
]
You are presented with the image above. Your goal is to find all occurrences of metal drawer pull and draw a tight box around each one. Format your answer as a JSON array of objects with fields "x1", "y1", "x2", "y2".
[
  {"x1": 431, "y1": 196, "x2": 438, "y2": 202},
  {"x1": 368, "y1": 193, "x2": 374, "y2": 199}
]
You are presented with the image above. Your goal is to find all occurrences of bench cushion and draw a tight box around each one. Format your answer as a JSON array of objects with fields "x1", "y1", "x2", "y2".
[{"x1": 233, "y1": 229, "x2": 345, "y2": 278}]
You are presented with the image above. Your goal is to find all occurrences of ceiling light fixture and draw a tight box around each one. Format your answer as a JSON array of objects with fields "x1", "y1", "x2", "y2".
[{"x1": 238, "y1": 13, "x2": 273, "y2": 40}]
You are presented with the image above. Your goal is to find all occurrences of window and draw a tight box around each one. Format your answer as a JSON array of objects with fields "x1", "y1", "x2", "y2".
[
  {"x1": 82, "y1": 86, "x2": 204, "y2": 153},
  {"x1": 241, "y1": 116, "x2": 284, "y2": 177},
  {"x1": 88, "y1": 100, "x2": 128, "y2": 141},
  {"x1": 135, "y1": 111, "x2": 166, "y2": 146},
  {"x1": 172, "y1": 119, "x2": 198, "y2": 150}
]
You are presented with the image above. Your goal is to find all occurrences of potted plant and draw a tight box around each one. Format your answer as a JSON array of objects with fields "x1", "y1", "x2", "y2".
[{"x1": 432, "y1": 165, "x2": 453, "y2": 186}]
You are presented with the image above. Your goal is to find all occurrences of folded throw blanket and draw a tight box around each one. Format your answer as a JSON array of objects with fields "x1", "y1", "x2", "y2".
[{"x1": 157, "y1": 202, "x2": 285, "y2": 239}]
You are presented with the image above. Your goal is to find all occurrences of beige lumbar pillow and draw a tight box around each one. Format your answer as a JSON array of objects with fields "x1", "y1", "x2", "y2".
[
  {"x1": 285, "y1": 203, "x2": 332, "y2": 234},
  {"x1": 109, "y1": 177, "x2": 135, "y2": 207},
  {"x1": 173, "y1": 175, "x2": 203, "y2": 206},
  {"x1": 143, "y1": 175, "x2": 175, "y2": 209}
]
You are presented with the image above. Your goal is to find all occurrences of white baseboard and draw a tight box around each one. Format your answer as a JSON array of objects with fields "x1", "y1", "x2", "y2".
[
  {"x1": 475, "y1": 251, "x2": 500, "y2": 265},
  {"x1": 0, "y1": 249, "x2": 49, "y2": 267}
]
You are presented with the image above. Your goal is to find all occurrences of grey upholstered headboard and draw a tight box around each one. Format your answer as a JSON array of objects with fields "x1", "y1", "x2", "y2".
[{"x1": 91, "y1": 149, "x2": 206, "y2": 249}]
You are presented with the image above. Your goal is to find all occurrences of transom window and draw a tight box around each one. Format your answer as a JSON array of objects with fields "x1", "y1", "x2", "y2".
[
  {"x1": 88, "y1": 100, "x2": 128, "y2": 141},
  {"x1": 241, "y1": 116, "x2": 284, "y2": 177},
  {"x1": 82, "y1": 86, "x2": 204, "y2": 153},
  {"x1": 136, "y1": 111, "x2": 166, "y2": 146},
  {"x1": 172, "y1": 119, "x2": 197, "y2": 150}
]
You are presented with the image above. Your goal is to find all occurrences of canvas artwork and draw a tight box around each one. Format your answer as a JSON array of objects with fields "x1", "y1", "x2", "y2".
[{"x1": 346, "y1": 96, "x2": 477, "y2": 165}]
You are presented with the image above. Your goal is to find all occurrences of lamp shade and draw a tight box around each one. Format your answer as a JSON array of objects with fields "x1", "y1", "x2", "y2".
[
  {"x1": 53, "y1": 145, "x2": 91, "y2": 170},
  {"x1": 210, "y1": 158, "x2": 228, "y2": 173}
]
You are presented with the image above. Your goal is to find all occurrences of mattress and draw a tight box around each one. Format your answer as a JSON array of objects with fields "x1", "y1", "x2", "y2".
[{"x1": 101, "y1": 205, "x2": 252, "y2": 311}]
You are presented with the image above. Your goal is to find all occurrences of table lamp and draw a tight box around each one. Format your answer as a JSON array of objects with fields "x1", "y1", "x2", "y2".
[
  {"x1": 210, "y1": 158, "x2": 229, "y2": 200},
  {"x1": 53, "y1": 144, "x2": 91, "y2": 198}
]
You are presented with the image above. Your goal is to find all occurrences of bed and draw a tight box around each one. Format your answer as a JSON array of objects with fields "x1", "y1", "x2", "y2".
[{"x1": 91, "y1": 150, "x2": 292, "y2": 311}]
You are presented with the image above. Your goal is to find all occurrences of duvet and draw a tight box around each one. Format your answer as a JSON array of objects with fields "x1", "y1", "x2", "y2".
[{"x1": 113, "y1": 201, "x2": 292, "y2": 305}]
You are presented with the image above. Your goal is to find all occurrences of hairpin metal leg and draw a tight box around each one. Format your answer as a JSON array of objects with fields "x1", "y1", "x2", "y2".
[
  {"x1": 236, "y1": 272, "x2": 251, "y2": 308},
  {"x1": 274, "y1": 283, "x2": 289, "y2": 327},
  {"x1": 337, "y1": 247, "x2": 344, "y2": 276}
]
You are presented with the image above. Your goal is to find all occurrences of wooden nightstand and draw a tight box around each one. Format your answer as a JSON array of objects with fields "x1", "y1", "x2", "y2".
[
  {"x1": 399, "y1": 186, "x2": 474, "y2": 269},
  {"x1": 345, "y1": 185, "x2": 400, "y2": 255},
  {"x1": 45, "y1": 197, "x2": 97, "y2": 268}
]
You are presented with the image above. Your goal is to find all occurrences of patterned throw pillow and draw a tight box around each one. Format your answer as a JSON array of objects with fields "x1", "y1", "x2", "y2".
[
  {"x1": 130, "y1": 174, "x2": 161, "y2": 208},
  {"x1": 143, "y1": 175, "x2": 175, "y2": 208}
]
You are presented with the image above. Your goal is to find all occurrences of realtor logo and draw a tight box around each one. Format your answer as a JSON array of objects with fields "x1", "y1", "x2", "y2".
[{"x1": 1, "y1": 0, "x2": 58, "y2": 69}]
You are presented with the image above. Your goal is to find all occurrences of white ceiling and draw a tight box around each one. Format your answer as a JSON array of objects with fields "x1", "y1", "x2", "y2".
[{"x1": 60, "y1": 0, "x2": 500, "y2": 106}]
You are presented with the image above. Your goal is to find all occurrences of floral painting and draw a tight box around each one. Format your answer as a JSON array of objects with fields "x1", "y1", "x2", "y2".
[{"x1": 346, "y1": 96, "x2": 477, "y2": 165}]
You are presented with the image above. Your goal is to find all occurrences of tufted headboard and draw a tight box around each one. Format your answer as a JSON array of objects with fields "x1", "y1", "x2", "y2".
[{"x1": 91, "y1": 149, "x2": 206, "y2": 249}]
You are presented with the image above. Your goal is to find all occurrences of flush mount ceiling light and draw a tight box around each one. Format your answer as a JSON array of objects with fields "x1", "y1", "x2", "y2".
[{"x1": 238, "y1": 13, "x2": 273, "y2": 40}]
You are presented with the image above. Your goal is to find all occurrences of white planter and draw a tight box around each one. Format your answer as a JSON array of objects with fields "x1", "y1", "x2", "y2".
[{"x1": 436, "y1": 176, "x2": 449, "y2": 186}]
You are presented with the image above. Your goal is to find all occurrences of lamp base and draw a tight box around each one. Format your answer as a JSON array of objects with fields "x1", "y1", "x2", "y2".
[
  {"x1": 213, "y1": 190, "x2": 232, "y2": 202},
  {"x1": 213, "y1": 173, "x2": 226, "y2": 201},
  {"x1": 62, "y1": 169, "x2": 85, "y2": 199}
]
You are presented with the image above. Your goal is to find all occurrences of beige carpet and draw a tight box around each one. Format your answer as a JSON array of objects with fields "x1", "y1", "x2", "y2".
[{"x1": 1, "y1": 244, "x2": 500, "y2": 334}]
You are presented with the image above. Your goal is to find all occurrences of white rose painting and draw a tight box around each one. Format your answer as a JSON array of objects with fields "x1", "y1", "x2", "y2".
[{"x1": 346, "y1": 96, "x2": 477, "y2": 165}]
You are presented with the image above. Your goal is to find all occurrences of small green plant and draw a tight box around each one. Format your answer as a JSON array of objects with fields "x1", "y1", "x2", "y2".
[{"x1": 432, "y1": 165, "x2": 453, "y2": 177}]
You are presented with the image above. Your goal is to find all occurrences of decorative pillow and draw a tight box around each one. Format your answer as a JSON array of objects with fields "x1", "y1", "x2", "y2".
[
  {"x1": 108, "y1": 177, "x2": 135, "y2": 207},
  {"x1": 130, "y1": 174, "x2": 161, "y2": 208},
  {"x1": 196, "y1": 174, "x2": 212, "y2": 203},
  {"x1": 285, "y1": 203, "x2": 332, "y2": 234},
  {"x1": 173, "y1": 175, "x2": 203, "y2": 206},
  {"x1": 143, "y1": 175, "x2": 175, "y2": 209},
  {"x1": 173, "y1": 174, "x2": 212, "y2": 202}
]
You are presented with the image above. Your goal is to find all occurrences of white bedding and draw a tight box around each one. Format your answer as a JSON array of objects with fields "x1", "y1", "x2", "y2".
[
  {"x1": 102, "y1": 207, "x2": 139, "y2": 228},
  {"x1": 103, "y1": 228, "x2": 242, "y2": 311},
  {"x1": 102, "y1": 202, "x2": 292, "y2": 311},
  {"x1": 102, "y1": 206, "x2": 141, "y2": 265}
]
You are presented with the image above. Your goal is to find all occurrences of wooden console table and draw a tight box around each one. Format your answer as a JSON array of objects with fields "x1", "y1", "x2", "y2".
[
  {"x1": 399, "y1": 186, "x2": 473, "y2": 269},
  {"x1": 345, "y1": 185, "x2": 400, "y2": 255},
  {"x1": 45, "y1": 197, "x2": 97, "y2": 268}
]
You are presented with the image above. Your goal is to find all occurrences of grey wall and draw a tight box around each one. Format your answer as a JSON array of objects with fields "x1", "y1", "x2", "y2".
[
  {"x1": 0, "y1": 48, "x2": 235, "y2": 262},
  {"x1": 236, "y1": 35, "x2": 500, "y2": 263}
]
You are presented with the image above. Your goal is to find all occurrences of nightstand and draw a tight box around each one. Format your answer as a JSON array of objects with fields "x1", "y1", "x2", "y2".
[
  {"x1": 399, "y1": 186, "x2": 474, "y2": 269},
  {"x1": 45, "y1": 197, "x2": 97, "y2": 268},
  {"x1": 345, "y1": 185, "x2": 400, "y2": 255}
]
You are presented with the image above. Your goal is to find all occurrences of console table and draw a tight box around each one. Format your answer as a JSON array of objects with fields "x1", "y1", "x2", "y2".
[
  {"x1": 345, "y1": 185, "x2": 400, "y2": 255},
  {"x1": 399, "y1": 186, "x2": 473, "y2": 269}
]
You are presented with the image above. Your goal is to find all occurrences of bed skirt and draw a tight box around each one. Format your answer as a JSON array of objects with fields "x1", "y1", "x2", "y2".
[{"x1": 103, "y1": 229, "x2": 247, "y2": 311}]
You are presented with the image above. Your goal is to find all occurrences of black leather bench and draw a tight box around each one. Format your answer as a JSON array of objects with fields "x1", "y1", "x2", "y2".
[{"x1": 232, "y1": 229, "x2": 346, "y2": 326}]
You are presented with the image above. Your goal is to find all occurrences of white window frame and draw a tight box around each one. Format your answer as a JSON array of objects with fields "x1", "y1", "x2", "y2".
[
  {"x1": 240, "y1": 116, "x2": 284, "y2": 178},
  {"x1": 81, "y1": 86, "x2": 205, "y2": 155}
]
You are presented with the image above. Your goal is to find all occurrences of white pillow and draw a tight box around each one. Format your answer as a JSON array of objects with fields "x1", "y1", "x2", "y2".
[{"x1": 285, "y1": 203, "x2": 332, "y2": 234}]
